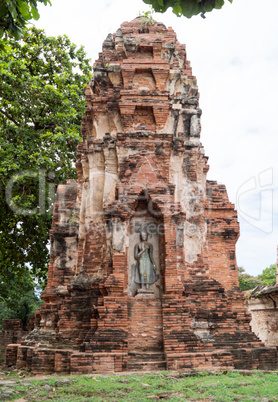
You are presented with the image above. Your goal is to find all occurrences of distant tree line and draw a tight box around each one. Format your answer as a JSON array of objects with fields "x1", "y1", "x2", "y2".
[{"x1": 238, "y1": 264, "x2": 277, "y2": 291}]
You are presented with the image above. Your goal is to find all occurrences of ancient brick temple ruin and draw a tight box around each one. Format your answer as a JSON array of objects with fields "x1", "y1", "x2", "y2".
[{"x1": 7, "y1": 17, "x2": 278, "y2": 374}]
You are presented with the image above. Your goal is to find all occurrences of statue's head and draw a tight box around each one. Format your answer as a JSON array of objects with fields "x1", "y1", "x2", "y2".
[{"x1": 140, "y1": 230, "x2": 148, "y2": 241}]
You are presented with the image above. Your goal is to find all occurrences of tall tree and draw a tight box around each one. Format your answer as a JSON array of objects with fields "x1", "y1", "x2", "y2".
[
  {"x1": 237, "y1": 267, "x2": 262, "y2": 291},
  {"x1": 0, "y1": 27, "x2": 92, "y2": 287},
  {"x1": 257, "y1": 264, "x2": 277, "y2": 286},
  {"x1": 143, "y1": 0, "x2": 233, "y2": 18},
  {"x1": 0, "y1": 269, "x2": 42, "y2": 330}
]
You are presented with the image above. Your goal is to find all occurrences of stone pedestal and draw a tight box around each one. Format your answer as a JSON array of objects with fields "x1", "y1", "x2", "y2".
[{"x1": 136, "y1": 288, "x2": 155, "y2": 298}]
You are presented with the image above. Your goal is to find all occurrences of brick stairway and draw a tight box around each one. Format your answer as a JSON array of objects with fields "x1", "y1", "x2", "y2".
[
  {"x1": 127, "y1": 351, "x2": 166, "y2": 371},
  {"x1": 127, "y1": 296, "x2": 165, "y2": 371}
]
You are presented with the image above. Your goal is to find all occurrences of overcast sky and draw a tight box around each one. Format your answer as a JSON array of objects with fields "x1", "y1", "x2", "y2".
[{"x1": 35, "y1": 0, "x2": 278, "y2": 276}]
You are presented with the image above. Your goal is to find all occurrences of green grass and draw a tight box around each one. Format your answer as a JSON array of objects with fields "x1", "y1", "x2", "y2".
[{"x1": 1, "y1": 370, "x2": 278, "y2": 401}]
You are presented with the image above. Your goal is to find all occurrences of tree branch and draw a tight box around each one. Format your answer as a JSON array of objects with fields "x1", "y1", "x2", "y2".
[{"x1": 0, "y1": 108, "x2": 20, "y2": 126}]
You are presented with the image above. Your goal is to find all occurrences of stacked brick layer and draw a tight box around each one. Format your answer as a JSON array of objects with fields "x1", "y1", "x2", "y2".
[{"x1": 0, "y1": 320, "x2": 27, "y2": 362}]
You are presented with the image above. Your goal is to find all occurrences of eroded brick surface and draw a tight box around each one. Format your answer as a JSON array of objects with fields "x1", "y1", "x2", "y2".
[
  {"x1": 0, "y1": 320, "x2": 27, "y2": 362},
  {"x1": 6, "y1": 17, "x2": 277, "y2": 373}
]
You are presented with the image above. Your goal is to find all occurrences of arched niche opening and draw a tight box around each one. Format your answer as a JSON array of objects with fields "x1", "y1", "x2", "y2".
[
  {"x1": 127, "y1": 190, "x2": 165, "y2": 298},
  {"x1": 133, "y1": 68, "x2": 156, "y2": 91},
  {"x1": 135, "y1": 45, "x2": 153, "y2": 59},
  {"x1": 133, "y1": 105, "x2": 155, "y2": 130}
]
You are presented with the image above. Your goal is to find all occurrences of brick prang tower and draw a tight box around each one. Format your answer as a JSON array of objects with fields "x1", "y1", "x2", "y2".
[{"x1": 7, "y1": 17, "x2": 277, "y2": 373}]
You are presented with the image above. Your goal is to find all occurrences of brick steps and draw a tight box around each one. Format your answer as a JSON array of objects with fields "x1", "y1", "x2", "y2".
[
  {"x1": 128, "y1": 351, "x2": 165, "y2": 360},
  {"x1": 127, "y1": 360, "x2": 167, "y2": 371},
  {"x1": 127, "y1": 351, "x2": 166, "y2": 371}
]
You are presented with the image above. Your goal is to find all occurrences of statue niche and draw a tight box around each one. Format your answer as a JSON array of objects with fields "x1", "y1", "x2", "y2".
[
  {"x1": 134, "y1": 230, "x2": 159, "y2": 288},
  {"x1": 128, "y1": 194, "x2": 164, "y2": 298}
]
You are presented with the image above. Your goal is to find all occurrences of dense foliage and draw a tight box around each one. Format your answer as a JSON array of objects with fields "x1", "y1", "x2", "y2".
[
  {"x1": 238, "y1": 264, "x2": 277, "y2": 291},
  {"x1": 0, "y1": 27, "x2": 92, "y2": 289},
  {"x1": 0, "y1": 269, "x2": 42, "y2": 329},
  {"x1": 143, "y1": 0, "x2": 233, "y2": 18},
  {"x1": 0, "y1": 0, "x2": 51, "y2": 40},
  {"x1": 257, "y1": 264, "x2": 277, "y2": 286},
  {"x1": 238, "y1": 267, "x2": 262, "y2": 291}
]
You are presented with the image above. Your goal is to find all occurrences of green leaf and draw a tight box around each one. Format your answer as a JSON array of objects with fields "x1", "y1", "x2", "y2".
[
  {"x1": 157, "y1": 0, "x2": 164, "y2": 5},
  {"x1": 215, "y1": 0, "x2": 225, "y2": 10},
  {"x1": 8, "y1": 5, "x2": 18, "y2": 19},
  {"x1": 18, "y1": 2, "x2": 32, "y2": 19},
  {"x1": 203, "y1": 1, "x2": 213, "y2": 12},
  {"x1": 180, "y1": 0, "x2": 200, "y2": 18},
  {"x1": 31, "y1": 5, "x2": 40, "y2": 20},
  {"x1": 172, "y1": 3, "x2": 182, "y2": 16}
]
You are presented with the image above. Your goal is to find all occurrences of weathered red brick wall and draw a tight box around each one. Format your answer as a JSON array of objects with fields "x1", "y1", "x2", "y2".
[
  {"x1": 127, "y1": 297, "x2": 163, "y2": 352},
  {"x1": 1, "y1": 320, "x2": 25, "y2": 363},
  {"x1": 205, "y1": 181, "x2": 240, "y2": 290}
]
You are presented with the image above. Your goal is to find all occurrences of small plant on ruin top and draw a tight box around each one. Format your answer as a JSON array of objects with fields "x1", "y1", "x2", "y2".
[
  {"x1": 69, "y1": 210, "x2": 78, "y2": 226},
  {"x1": 139, "y1": 10, "x2": 154, "y2": 31}
]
